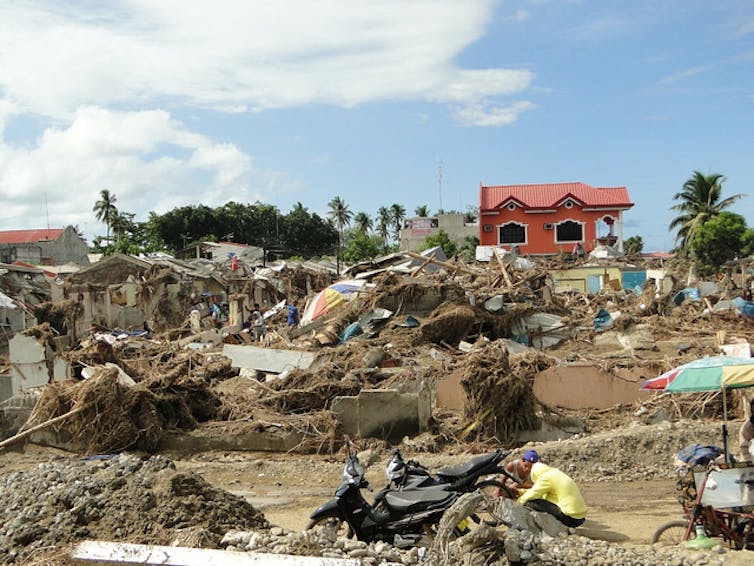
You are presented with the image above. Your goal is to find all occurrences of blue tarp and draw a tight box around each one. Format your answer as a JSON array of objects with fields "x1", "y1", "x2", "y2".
[
  {"x1": 732, "y1": 296, "x2": 754, "y2": 319},
  {"x1": 339, "y1": 322, "x2": 363, "y2": 343},
  {"x1": 594, "y1": 309, "x2": 614, "y2": 331},
  {"x1": 672, "y1": 287, "x2": 701, "y2": 306}
]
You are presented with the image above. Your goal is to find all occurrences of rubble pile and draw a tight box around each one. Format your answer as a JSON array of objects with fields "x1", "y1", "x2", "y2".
[
  {"x1": 25, "y1": 367, "x2": 220, "y2": 453},
  {"x1": 0, "y1": 454, "x2": 268, "y2": 565}
]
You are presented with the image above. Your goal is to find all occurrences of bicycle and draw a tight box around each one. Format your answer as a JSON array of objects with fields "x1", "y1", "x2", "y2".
[{"x1": 652, "y1": 462, "x2": 754, "y2": 550}]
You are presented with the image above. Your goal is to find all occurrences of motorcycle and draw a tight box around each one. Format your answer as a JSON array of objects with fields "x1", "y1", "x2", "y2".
[
  {"x1": 376, "y1": 448, "x2": 518, "y2": 500},
  {"x1": 308, "y1": 446, "x2": 470, "y2": 546},
  {"x1": 308, "y1": 445, "x2": 517, "y2": 545}
]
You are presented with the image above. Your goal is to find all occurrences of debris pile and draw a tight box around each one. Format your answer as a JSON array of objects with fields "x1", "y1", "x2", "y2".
[{"x1": 0, "y1": 454, "x2": 268, "y2": 565}]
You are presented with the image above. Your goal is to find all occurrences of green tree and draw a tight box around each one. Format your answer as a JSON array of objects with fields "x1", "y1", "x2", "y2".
[
  {"x1": 457, "y1": 235, "x2": 480, "y2": 260},
  {"x1": 354, "y1": 211, "x2": 373, "y2": 235},
  {"x1": 414, "y1": 205, "x2": 430, "y2": 217},
  {"x1": 420, "y1": 229, "x2": 458, "y2": 258},
  {"x1": 328, "y1": 196, "x2": 352, "y2": 273},
  {"x1": 342, "y1": 230, "x2": 383, "y2": 263},
  {"x1": 92, "y1": 189, "x2": 118, "y2": 245},
  {"x1": 281, "y1": 202, "x2": 338, "y2": 257},
  {"x1": 669, "y1": 171, "x2": 744, "y2": 251},
  {"x1": 376, "y1": 207, "x2": 391, "y2": 249},
  {"x1": 389, "y1": 203, "x2": 406, "y2": 240},
  {"x1": 623, "y1": 235, "x2": 644, "y2": 256},
  {"x1": 689, "y1": 212, "x2": 751, "y2": 275}
]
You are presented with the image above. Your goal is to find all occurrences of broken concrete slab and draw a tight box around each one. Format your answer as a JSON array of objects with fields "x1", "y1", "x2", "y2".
[
  {"x1": 331, "y1": 388, "x2": 431, "y2": 443},
  {"x1": 223, "y1": 344, "x2": 315, "y2": 374},
  {"x1": 72, "y1": 540, "x2": 360, "y2": 565}
]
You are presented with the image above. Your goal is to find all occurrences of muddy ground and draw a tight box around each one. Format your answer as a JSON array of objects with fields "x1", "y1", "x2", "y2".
[{"x1": 0, "y1": 426, "x2": 730, "y2": 550}]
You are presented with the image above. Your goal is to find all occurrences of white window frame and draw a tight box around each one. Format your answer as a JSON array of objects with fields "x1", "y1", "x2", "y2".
[
  {"x1": 554, "y1": 218, "x2": 585, "y2": 244},
  {"x1": 498, "y1": 221, "x2": 528, "y2": 245}
]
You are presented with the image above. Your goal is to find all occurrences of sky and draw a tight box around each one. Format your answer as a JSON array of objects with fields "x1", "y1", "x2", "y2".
[{"x1": 1, "y1": 1, "x2": 753, "y2": 253}]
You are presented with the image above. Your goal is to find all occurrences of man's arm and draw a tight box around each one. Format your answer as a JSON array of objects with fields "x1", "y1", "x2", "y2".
[{"x1": 517, "y1": 476, "x2": 550, "y2": 505}]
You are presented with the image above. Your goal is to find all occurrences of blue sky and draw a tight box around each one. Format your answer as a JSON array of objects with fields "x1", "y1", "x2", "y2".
[{"x1": 1, "y1": 1, "x2": 753, "y2": 252}]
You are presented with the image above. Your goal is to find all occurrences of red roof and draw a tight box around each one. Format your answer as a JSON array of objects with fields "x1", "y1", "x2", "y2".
[
  {"x1": 480, "y1": 182, "x2": 633, "y2": 210},
  {"x1": 0, "y1": 229, "x2": 64, "y2": 244}
]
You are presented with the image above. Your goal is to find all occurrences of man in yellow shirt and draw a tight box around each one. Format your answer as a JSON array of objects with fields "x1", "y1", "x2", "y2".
[{"x1": 515, "y1": 451, "x2": 587, "y2": 528}]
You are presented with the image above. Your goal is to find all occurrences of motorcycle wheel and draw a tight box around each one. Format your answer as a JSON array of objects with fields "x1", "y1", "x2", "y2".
[
  {"x1": 473, "y1": 479, "x2": 515, "y2": 527},
  {"x1": 306, "y1": 516, "x2": 354, "y2": 539},
  {"x1": 651, "y1": 520, "x2": 691, "y2": 546}
]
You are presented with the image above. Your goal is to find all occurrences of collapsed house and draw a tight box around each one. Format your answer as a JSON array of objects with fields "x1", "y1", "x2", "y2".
[{"x1": 1, "y1": 247, "x2": 753, "y2": 456}]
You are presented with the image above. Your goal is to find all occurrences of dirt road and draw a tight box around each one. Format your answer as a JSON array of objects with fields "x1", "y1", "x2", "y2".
[{"x1": 170, "y1": 450, "x2": 681, "y2": 545}]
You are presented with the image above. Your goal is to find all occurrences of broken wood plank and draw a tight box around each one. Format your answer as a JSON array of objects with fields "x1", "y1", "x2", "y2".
[
  {"x1": 405, "y1": 251, "x2": 479, "y2": 276},
  {"x1": 492, "y1": 248, "x2": 514, "y2": 290},
  {"x1": 0, "y1": 404, "x2": 90, "y2": 452},
  {"x1": 71, "y1": 540, "x2": 361, "y2": 565}
]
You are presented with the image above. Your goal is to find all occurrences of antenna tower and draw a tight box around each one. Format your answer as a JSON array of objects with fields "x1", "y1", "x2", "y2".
[{"x1": 437, "y1": 161, "x2": 443, "y2": 212}]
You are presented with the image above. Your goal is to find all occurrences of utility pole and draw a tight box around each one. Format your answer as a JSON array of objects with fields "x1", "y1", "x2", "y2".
[{"x1": 437, "y1": 161, "x2": 443, "y2": 213}]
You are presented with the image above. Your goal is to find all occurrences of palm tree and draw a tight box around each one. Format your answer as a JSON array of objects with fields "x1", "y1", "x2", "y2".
[
  {"x1": 376, "y1": 207, "x2": 391, "y2": 249},
  {"x1": 354, "y1": 212, "x2": 373, "y2": 235},
  {"x1": 389, "y1": 203, "x2": 406, "y2": 240},
  {"x1": 93, "y1": 189, "x2": 118, "y2": 244},
  {"x1": 414, "y1": 205, "x2": 430, "y2": 217},
  {"x1": 328, "y1": 196, "x2": 352, "y2": 273},
  {"x1": 669, "y1": 171, "x2": 744, "y2": 250}
]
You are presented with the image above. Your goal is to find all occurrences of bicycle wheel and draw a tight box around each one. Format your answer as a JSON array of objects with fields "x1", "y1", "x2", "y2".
[{"x1": 652, "y1": 520, "x2": 692, "y2": 546}]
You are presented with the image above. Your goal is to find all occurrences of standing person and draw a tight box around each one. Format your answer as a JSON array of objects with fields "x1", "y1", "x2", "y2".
[
  {"x1": 573, "y1": 242, "x2": 586, "y2": 259},
  {"x1": 286, "y1": 301, "x2": 300, "y2": 327},
  {"x1": 516, "y1": 451, "x2": 587, "y2": 528},
  {"x1": 251, "y1": 303, "x2": 266, "y2": 342},
  {"x1": 739, "y1": 399, "x2": 754, "y2": 463}
]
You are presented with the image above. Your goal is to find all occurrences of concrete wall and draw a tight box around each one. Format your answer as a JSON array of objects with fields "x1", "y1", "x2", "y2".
[
  {"x1": 38, "y1": 225, "x2": 90, "y2": 266},
  {"x1": 533, "y1": 364, "x2": 650, "y2": 409},
  {"x1": 332, "y1": 388, "x2": 431, "y2": 443},
  {"x1": 436, "y1": 363, "x2": 649, "y2": 411},
  {"x1": 399, "y1": 214, "x2": 478, "y2": 252},
  {"x1": 8, "y1": 334, "x2": 50, "y2": 397}
]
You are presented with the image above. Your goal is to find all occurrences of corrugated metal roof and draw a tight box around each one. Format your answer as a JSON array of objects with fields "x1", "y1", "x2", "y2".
[
  {"x1": 0, "y1": 229, "x2": 64, "y2": 244},
  {"x1": 480, "y1": 182, "x2": 633, "y2": 210}
]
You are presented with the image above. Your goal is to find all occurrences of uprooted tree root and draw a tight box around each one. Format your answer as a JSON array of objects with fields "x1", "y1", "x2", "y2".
[
  {"x1": 24, "y1": 367, "x2": 220, "y2": 454},
  {"x1": 461, "y1": 344, "x2": 554, "y2": 443}
]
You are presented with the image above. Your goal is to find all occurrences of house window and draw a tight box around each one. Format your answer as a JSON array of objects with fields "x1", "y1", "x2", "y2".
[
  {"x1": 499, "y1": 222, "x2": 526, "y2": 244},
  {"x1": 564, "y1": 200, "x2": 573, "y2": 209},
  {"x1": 507, "y1": 202, "x2": 516, "y2": 211},
  {"x1": 556, "y1": 220, "x2": 583, "y2": 242}
]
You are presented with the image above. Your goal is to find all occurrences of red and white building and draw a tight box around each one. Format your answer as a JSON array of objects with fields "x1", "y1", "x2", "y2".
[{"x1": 478, "y1": 182, "x2": 634, "y2": 255}]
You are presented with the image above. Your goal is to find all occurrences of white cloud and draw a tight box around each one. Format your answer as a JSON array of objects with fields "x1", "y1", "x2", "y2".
[
  {"x1": 0, "y1": 1, "x2": 528, "y2": 117},
  {"x1": 0, "y1": 1, "x2": 537, "y2": 238},
  {"x1": 657, "y1": 65, "x2": 714, "y2": 85},
  {"x1": 452, "y1": 101, "x2": 536, "y2": 126},
  {"x1": 0, "y1": 107, "x2": 270, "y2": 239}
]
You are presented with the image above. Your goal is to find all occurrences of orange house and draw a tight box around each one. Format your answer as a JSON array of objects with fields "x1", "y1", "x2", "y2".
[{"x1": 478, "y1": 182, "x2": 634, "y2": 255}]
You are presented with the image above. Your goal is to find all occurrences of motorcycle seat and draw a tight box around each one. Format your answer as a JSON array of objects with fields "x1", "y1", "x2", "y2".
[
  {"x1": 384, "y1": 486, "x2": 456, "y2": 513},
  {"x1": 435, "y1": 450, "x2": 501, "y2": 481}
]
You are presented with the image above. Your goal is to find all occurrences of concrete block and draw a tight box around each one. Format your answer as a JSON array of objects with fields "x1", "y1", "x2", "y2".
[
  {"x1": 331, "y1": 396, "x2": 358, "y2": 437},
  {"x1": 8, "y1": 334, "x2": 49, "y2": 396},
  {"x1": 72, "y1": 540, "x2": 361, "y2": 565},
  {"x1": 223, "y1": 345, "x2": 315, "y2": 374},
  {"x1": 332, "y1": 388, "x2": 430, "y2": 443}
]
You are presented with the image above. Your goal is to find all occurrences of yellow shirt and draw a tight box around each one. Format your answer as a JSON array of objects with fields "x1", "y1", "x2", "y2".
[{"x1": 517, "y1": 462, "x2": 587, "y2": 519}]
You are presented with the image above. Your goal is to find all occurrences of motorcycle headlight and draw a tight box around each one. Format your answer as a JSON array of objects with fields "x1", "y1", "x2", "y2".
[
  {"x1": 343, "y1": 457, "x2": 365, "y2": 483},
  {"x1": 385, "y1": 458, "x2": 406, "y2": 482}
]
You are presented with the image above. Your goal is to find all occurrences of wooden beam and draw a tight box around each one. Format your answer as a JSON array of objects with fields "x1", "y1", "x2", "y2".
[
  {"x1": 0, "y1": 403, "x2": 89, "y2": 452},
  {"x1": 492, "y1": 248, "x2": 513, "y2": 290},
  {"x1": 405, "y1": 252, "x2": 479, "y2": 276}
]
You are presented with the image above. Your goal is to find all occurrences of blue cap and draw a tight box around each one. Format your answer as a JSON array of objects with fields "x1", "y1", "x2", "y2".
[{"x1": 523, "y1": 450, "x2": 539, "y2": 463}]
